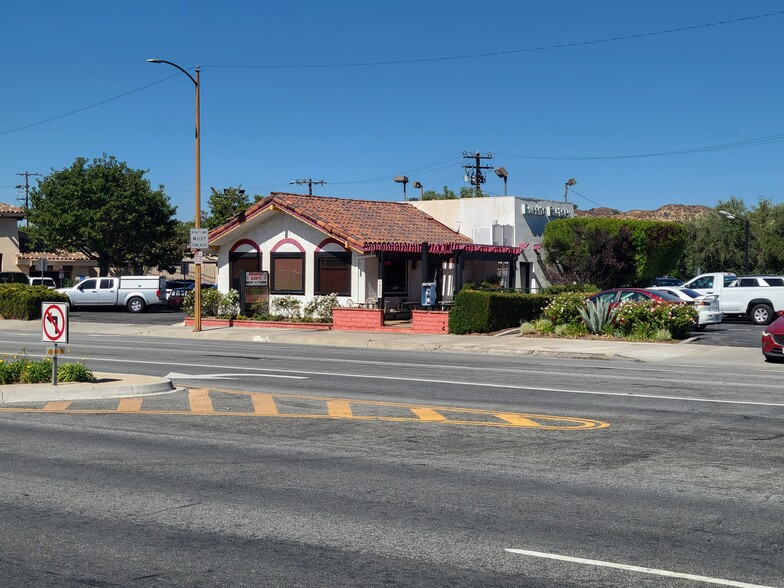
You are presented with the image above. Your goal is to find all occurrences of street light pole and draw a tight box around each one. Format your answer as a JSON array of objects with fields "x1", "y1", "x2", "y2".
[
  {"x1": 743, "y1": 216, "x2": 750, "y2": 275},
  {"x1": 718, "y1": 210, "x2": 750, "y2": 274},
  {"x1": 147, "y1": 58, "x2": 202, "y2": 332}
]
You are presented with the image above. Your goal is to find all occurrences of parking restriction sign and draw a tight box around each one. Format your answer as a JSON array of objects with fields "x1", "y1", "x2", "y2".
[{"x1": 42, "y1": 302, "x2": 69, "y2": 344}]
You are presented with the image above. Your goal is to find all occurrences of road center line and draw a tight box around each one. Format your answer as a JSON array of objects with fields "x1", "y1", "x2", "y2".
[{"x1": 505, "y1": 549, "x2": 777, "y2": 588}]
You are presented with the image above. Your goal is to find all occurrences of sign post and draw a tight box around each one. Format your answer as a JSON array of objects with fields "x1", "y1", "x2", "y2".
[{"x1": 42, "y1": 302, "x2": 69, "y2": 385}]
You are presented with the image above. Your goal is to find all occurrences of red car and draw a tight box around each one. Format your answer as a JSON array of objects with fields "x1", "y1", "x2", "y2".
[
  {"x1": 761, "y1": 310, "x2": 784, "y2": 361},
  {"x1": 588, "y1": 288, "x2": 686, "y2": 306}
]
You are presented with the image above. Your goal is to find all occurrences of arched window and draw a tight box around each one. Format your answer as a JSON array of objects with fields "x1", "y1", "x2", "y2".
[
  {"x1": 271, "y1": 239, "x2": 306, "y2": 294},
  {"x1": 229, "y1": 240, "x2": 261, "y2": 291},
  {"x1": 315, "y1": 239, "x2": 351, "y2": 295}
]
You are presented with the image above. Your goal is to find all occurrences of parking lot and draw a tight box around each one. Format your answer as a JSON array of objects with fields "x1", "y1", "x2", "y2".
[{"x1": 689, "y1": 317, "x2": 765, "y2": 348}]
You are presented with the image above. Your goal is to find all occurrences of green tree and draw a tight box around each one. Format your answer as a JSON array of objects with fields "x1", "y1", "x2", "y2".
[
  {"x1": 27, "y1": 155, "x2": 181, "y2": 276},
  {"x1": 203, "y1": 186, "x2": 261, "y2": 230},
  {"x1": 679, "y1": 197, "x2": 784, "y2": 276},
  {"x1": 421, "y1": 186, "x2": 457, "y2": 200},
  {"x1": 419, "y1": 185, "x2": 485, "y2": 200}
]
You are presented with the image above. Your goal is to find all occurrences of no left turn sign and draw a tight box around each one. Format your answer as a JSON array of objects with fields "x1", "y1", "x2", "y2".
[{"x1": 42, "y1": 302, "x2": 69, "y2": 343}]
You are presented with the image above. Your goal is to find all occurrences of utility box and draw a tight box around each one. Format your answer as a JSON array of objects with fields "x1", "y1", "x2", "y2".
[{"x1": 421, "y1": 282, "x2": 437, "y2": 308}]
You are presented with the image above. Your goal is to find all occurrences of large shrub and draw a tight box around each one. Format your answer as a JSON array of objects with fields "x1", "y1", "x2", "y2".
[
  {"x1": 0, "y1": 285, "x2": 69, "y2": 320},
  {"x1": 449, "y1": 290, "x2": 553, "y2": 334},
  {"x1": 543, "y1": 218, "x2": 687, "y2": 288}
]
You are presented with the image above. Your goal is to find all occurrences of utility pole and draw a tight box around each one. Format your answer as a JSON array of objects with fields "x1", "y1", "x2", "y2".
[
  {"x1": 462, "y1": 151, "x2": 494, "y2": 197},
  {"x1": 16, "y1": 171, "x2": 42, "y2": 226},
  {"x1": 289, "y1": 178, "x2": 326, "y2": 195}
]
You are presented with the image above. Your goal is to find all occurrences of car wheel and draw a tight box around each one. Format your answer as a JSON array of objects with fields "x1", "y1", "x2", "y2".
[
  {"x1": 127, "y1": 297, "x2": 146, "y2": 313},
  {"x1": 750, "y1": 303, "x2": 774, "y2": 325},
  {"x1": 694, "y1": 324, "x2": 707, "y2": 331}
]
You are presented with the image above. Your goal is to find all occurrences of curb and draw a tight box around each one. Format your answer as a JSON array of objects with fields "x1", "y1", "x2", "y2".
[{"x1": 0, "y1": 375, "x2": 174, "y2": 404}]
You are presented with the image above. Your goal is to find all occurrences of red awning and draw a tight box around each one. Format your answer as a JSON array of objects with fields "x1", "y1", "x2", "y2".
[{"x1": 363, "y1": 242, "x2": 522, "y2": 255}]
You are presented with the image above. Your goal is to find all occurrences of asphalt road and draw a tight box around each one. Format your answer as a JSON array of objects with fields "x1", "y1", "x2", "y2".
[{"x1": 0, "y1": 330, "x2": 781, "y2": 587}]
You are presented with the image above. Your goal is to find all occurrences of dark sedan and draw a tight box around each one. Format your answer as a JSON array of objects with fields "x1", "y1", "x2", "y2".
[{"x1": 761, "y1": 311, "x2": 784, "y2": 361}]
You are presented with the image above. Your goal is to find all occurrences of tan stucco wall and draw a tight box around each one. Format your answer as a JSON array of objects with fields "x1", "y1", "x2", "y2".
[{"x1": 0, "y1": 217, "x2": 21, "y2": 272}]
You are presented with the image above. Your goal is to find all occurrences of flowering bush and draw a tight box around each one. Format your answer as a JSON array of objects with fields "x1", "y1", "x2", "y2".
[
  {"x1": 303, "y1": 294, "x2": 339, "y2": 323},
  {"x1": 271, "y1": 296, "x2": 302, "y2": 319},
  {"x1": 541, "y1": 292, "x2": 591, "y2": 325},
  {"x1": 613, "y1": 300, "x2": 696, "y2": 340},
  {"x1": 182, "y1": 288, "x2": 239, "y2": 318}
]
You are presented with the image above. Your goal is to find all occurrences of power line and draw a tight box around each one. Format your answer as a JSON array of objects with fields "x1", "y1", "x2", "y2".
[
  {"x1": 0, "y1": 12, "x2": 780, "y2": 137},
  {"x1": 567, "y1": 188, "x2": 607, "y2": 209},
  {"x1": 0, "y1": 73, "x2": 181, "y2": 136},
  {"x1": 203, "y1": 11, "x2": 784, "y2": 69},
  {"x1": 504, "y1": 132, "x2": 784, "y2": 161},
  {"x1": 330, "y1": 154, "x2": 462, "y2": 185}
]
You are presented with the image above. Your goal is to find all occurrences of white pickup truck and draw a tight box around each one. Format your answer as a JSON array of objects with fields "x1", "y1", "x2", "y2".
[
  {"x1": 682, "y1": 272, "x2": 784, "y2": 325},
  {"x1": 57, "y1": 275, "x2": 167, "y2": 313}
]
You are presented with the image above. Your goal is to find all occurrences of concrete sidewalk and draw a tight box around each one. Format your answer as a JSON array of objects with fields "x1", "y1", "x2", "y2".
[{"x1": 0, "y1": 317, "x2": 768, "y2": 368}]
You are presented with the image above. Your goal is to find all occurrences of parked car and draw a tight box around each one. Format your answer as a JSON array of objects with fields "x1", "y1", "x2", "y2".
[
  {"x1": 167, "y1": 288, "x2": 189, "y2": 309},
  {"x1": 761, "y1": 311, "x2": 784, "y2": 361},
  {"x1": 647, "y1": 287, "x2": 722, "y2": 330},
  {"x1": 589, "y1": 288, "x2": 687, "y2": 306},
  {"x1": 57, "y1": 275, "x2": 167, "y2": 312},
  {"x1": 0, "y1": 271, "x2": 29, "y2": 285},
  {"x1": 651, "y1": 276, "x2": 684, "y2": 287},
  {"x1": 28, "y1": 276, "x2": 57, "y2": 289},
  {"x1": 682, "y1": 272, "x2": 784, "y2": 325}
]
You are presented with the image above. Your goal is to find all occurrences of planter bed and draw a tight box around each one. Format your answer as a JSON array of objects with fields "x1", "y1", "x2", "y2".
[{"x1": 184, "y1": 317, "x2": 331, "y2": 330}]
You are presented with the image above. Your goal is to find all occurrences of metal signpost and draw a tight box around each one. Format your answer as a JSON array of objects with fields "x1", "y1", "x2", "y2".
[{"x1": 42, "y1": 302, "x2": 69, "y2": 385}]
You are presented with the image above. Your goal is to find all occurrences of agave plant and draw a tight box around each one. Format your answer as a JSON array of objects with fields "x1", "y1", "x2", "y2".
[{"x1": 578, "y1": 298, "x2": 619, "y2": 334}]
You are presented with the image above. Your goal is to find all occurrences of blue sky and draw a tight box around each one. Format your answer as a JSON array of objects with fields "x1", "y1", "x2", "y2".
[{"x1": 2, "y1": 1, "x2": 783, "y2": 220}]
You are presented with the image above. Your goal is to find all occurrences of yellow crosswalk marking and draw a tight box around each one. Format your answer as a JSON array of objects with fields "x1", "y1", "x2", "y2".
[
  {"x1": 328, "y1": 400, "x2": 353, "y2": 417},
  {"x1": 410, "y1": 407, "x2": 447, "y2": 421},
  {"x1": 495, "y1": 413, "x2": 544, "y2": 427},
  {"x1": 188, "y1": 389, "x2": 214, "y2": 413},
  {"x1": 0, "y1": 389, "x2": 610, "y2": 430},
  {"x1": 117, "y1": 397, "x2": 143, "y2": 412},
  {"x1": 250, "y1": 393, "x2": 279, "y2": 415},
  {"x1": 43, "y1": 401, "x2": 71, "y2": 411}
]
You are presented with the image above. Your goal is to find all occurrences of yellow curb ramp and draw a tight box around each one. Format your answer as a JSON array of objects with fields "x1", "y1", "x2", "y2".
[{"x1": 0, "y1": 372, "x2": 174, "y2": 404}]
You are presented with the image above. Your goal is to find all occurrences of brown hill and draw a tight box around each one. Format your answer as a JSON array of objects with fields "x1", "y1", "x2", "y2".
[{"x1": 575, "y1": 204, "x2": 711, "y2": 222}]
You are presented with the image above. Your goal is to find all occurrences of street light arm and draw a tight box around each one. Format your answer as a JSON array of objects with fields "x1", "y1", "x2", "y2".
[{"x1": 147, "y1": 58, "x2": 198, "y2": 86}]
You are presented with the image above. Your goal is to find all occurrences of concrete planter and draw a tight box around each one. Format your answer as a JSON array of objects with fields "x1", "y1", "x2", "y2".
[
  {"x1": 184, "y1": 317, "x2": 331, "y2": 330},
  {"x1": 232, "y1": 319, "x2": 332, "y2": 330}
]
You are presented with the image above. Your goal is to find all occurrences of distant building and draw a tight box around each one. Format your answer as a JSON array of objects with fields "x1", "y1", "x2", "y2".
[{"x1": 412, "y1": 196, "x2": 574, "y2": 292}]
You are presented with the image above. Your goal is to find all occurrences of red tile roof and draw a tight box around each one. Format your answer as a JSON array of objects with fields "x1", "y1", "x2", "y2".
[
  {"x1": 0, "y1": 202, "x2": 25, "y2": 218},
  {"x1": 17, "y1": 250, "x2": 91, "y2": 261},
  {"x1": 209, "y1": 193, "x2": 476, "y2": 254}
]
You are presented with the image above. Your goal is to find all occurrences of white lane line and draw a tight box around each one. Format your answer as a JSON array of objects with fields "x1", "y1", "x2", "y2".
[
  {"x1": 164, "y1": 372, "x2": 307, "y2": 380},
  {"x1": 42, "y1": 356, "x2": 784, "y2": 407},
  {"x1": 505, "y1": 549, "x2": 778, "y2": 588}
]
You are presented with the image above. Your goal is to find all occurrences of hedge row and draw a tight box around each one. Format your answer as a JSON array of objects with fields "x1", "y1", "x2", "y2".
[
  {"x1": 0, "y1": 284, "x2": 69, "y2": 320},
  {"x1": 449, "y1": 290, "x2": 554, "y2": 334}
]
